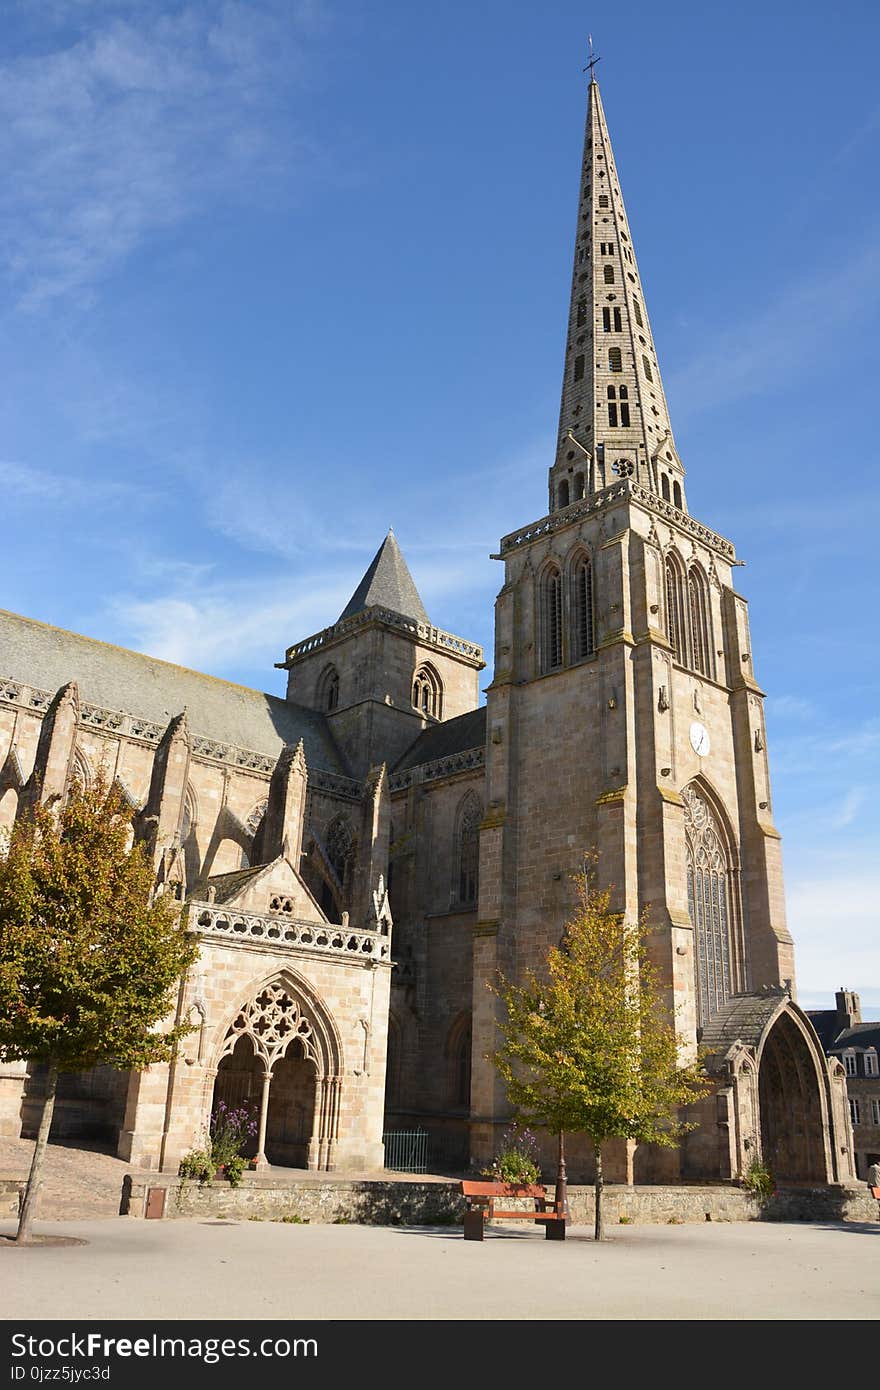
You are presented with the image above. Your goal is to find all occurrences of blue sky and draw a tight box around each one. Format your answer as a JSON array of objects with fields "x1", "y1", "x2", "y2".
[{"x1": 1, "y1": 0, "x2": 877, "y2": 1012}]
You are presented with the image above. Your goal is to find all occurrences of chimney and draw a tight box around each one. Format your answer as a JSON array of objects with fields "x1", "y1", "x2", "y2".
[{"x1": 835, "y1": 989, "x2": 861, "y2": 1028}]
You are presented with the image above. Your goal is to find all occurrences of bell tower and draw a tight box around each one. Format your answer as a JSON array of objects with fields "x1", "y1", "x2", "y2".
[{"x1": 468, "y1": 65, "x2": 849, "y2": 1186}]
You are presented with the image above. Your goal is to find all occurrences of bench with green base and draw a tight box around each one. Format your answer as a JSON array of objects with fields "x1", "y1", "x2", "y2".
[{"x1": 459, "y1": 1180, "x2": 567, "y2": 1240}]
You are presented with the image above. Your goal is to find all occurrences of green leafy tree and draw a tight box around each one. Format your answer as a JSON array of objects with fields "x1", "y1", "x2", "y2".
[
  {"x1": 0, "y1": 777, "x2": 199, "y2": 1243},
  {"x1": 491, "y1": 868, "x2": 711, "y2": 1239}
]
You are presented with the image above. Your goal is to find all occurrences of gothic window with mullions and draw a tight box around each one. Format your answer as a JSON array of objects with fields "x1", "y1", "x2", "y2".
[
  {"x1": 455, "y1": 792, "x2": 482, "y2": 906},
  {"x1": 684, "y1": 785, "x2": 737, "y2": 1028},
  {"x1": 665, "y1": 553, "x2": 715, "y2": 679},
  {"x1": 326, "y1": 815, "x2": 356, "y2": 895},
  {"x1": 539, "y1": 564, "x2": 563, "y2": 673},
  {"x1": 412, "y1": 664, "x2": 442, "y2": 719},
  {"x1": 571, "y1": 553, "x2": 595, "y2": 660}
]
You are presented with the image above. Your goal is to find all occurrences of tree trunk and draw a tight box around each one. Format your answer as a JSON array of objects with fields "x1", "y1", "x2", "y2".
[
  {"x1": 554, "y1": 1130, "x2": 570, "y2": 1221},
  {"x1": 16, "y1": 1060, "x2": 58, "y2": 1245},
  {"x1": 594, "y1": 1143, "x2": 604, "y2": 1242}
]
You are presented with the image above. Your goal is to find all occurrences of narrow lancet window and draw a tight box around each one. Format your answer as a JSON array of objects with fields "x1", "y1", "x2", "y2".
[
  {"x1": 572, "y1": 554, "x2": 594, "y2": 660},
  {"x1": 540, "y1": 566, "x2": 563, "y2": 673}
]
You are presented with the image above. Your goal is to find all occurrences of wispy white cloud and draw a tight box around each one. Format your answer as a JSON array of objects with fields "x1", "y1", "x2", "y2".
[
  {"x1": 787, "y1": 871, "x2": 880, "y2": 1001},
  {"x1": 0, "y1": 457, "x2": 148, "y2": 504},
  {"x1": 111, "y1": 579, "x2": 349, "y2": 673},
  {"x1": 0, "y1": 2, "x2": 325, "y2": 309},
  {"x1": 830, "y1": 787, "x2": 866, "y2": 830},
  {"x1": 765, "y1": 694, "x2": 817, "y2": 722},
  {"x1": 771, "y1": 716, "x2": 880, "y2": 779},
  {"x1": 668, "y1": 236, "x2": 880, "y2": 418}
]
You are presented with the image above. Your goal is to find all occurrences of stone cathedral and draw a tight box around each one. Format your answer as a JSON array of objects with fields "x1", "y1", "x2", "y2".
[{"x1": 0, "y1": 75, "x2": 855, "y2": 1186}]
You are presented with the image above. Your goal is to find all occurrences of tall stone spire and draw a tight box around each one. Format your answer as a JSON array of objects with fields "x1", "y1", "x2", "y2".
[{"x1": 548, "y1": 75, "x2": 687, "y2": 513}]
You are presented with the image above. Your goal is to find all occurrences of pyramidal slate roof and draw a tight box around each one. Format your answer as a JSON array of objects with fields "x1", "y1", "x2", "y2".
[{"x1": 339, "y1": 530, "x2": 429, "y2": 624}]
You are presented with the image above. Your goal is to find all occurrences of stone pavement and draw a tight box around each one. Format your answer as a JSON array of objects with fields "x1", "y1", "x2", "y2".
[
  {"x1": 1, "y1": 1215, "x2": 878, "y2": 1321},
  {"x1": 0, "y1": 1137, "x2": 132, "y2": 1219}
]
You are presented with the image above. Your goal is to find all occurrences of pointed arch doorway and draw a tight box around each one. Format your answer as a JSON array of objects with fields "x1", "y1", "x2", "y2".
[
  {"x1": 212, "y1": 974, "x2": 343, "y2": 1171},
  {"x1": 700, "y1": 994, "x2": 841, "y2": 1185},
  {"x1": 758, "y1": 1009, "x2": 827, "y2": 1184}
]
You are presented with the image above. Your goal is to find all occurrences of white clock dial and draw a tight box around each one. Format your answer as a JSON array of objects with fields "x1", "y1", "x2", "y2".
[{"x1": 689, "y1": 721, "x2": 710, "y2": 757}]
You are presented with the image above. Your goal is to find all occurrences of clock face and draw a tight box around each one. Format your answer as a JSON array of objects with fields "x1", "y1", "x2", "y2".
[{"x1": 689, "y1": 721, "x2": 710, "y2": 757}]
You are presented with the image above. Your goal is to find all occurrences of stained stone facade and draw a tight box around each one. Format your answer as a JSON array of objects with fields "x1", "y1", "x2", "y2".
[{"x1": 0, "y1": 74, "x2": 855, "y2": 1184}]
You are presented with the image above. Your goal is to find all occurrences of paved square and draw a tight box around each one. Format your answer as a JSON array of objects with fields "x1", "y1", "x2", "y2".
[{"x1": 2, "y1": 1217, "x2": 877, "y2": 1321}]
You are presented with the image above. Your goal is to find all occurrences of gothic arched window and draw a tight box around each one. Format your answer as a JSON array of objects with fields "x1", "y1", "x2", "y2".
[
  {"x1": 317, "y1": 665, "x2": 340, "y2": 712},
  {"x1": 688, "y1": 567, "x2": 714, "y2": 679},
  {"x1": 412, "y1": 664, "x2": 442, "y2": 719},
  {"x1": 455, "y1": 792, "x2": 482, "y2": 906},
  {"x1": 326, "y1": 815, "x2": 356, "y2": 892},
  {"x1": 665, "y1": 552, "x2": 688, "y2": 665},
  {"x1": 683, "y1": 785, "x2": 737, "y2": 1028},
  {"x1": 540, "y1": 564, "x2": 563, "y2": 673},
  {"x1": 571, "y1": 552, "x2": 595, "y2": 660},
  {"x1": 666, "y1": 554, "x2": 715, "y2": 679},
  {"x1": 446, "y1": 1013, "x2": 472, "y2": 1110}
]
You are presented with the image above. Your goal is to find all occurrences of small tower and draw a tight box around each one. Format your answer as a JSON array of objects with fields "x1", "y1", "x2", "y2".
[{"x1": 277, "y1": 530, "x2": 484, "y2": 777}]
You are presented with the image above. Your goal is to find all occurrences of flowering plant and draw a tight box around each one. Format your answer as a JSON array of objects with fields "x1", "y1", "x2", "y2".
[
  {"x1": 481, "y1": 1123, "x2": 541, "y2": 1186},
  {"x1": 180, "y1": 1101, "x2": 258, "y2": 1187},
  {"x1": 209, "y1": 1100, "x2": 258, "y2": 1186}
]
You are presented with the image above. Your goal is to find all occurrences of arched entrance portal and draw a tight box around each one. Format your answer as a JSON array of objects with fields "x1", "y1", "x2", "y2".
[
  {"x1": 212, "y1": 1035, "x2": 260, "y2": 1160},
  {"x1": 213, "y1": 974, "x2": 342, "y2": 1171},
  {"x1": 265, "y1": 1040, "x2": 316, "y2": 1167},
  {"x1": 759, "y1": 1010, "x2": 826, "y2": 1184}
]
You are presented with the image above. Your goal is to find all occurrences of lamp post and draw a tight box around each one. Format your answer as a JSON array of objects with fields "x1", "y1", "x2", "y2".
[{"x1": 555, "y1": 1129, "x2": 571, "y2": 1222}]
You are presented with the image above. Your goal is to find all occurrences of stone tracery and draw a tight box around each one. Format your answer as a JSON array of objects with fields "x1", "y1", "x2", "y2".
[{"x1": 684, "y1": 784, "x2": 736, "y2": 1029}]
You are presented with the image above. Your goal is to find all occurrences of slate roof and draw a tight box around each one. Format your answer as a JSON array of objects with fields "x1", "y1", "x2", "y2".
[
  {"x1": 204, "y1": 866, "x2": 267, "y2": 905},
  {"x1": 0, "y1": 608, "x2": 347, "y2": 774},
  {"x1": 807, "y1": 1013, "x2": 880, "y2": 1053},
  {"x1": 698, "y1": 992, "x2": 788, "y2": 1060},
  {"x1": 338, "y1": 530, "x2": 429, "y2": 625},
  {"x1": 394, "y1": 706, "x2": 487, "y2": 772}
]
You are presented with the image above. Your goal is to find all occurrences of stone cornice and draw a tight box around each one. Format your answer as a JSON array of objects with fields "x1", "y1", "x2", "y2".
[
  {"x1": 0, "y1": 675, "x2": 363, "y2": 796},
  {"x1": 496, "y1": 481, "x2": 736, "y2": 563},
  {"x1": 388, "y1": 745, "x2": 485, "y2": 794},
  {"x1": 279, "y1": 606, "x2": 484, "y2": 670}
]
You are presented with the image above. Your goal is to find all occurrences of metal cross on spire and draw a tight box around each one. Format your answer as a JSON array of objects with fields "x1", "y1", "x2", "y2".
[{"x1": 583, "y1": 34, "x2": 601, "y2": 82}]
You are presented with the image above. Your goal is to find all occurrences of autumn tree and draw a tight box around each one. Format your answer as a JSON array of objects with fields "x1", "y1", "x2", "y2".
[
  {"x1": 491, "y1": 869, "x2": 710, "y2": 1239},
  {"x1": 0, "y1": 777, "x2": 199, "y2": 1244}
]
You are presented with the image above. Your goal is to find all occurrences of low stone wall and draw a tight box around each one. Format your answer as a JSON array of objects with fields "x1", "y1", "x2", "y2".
[
  {"x1": 0, "y1": 1176, "x2": 24, "y2": 1216},
  {"x1": 120, "y1": 1173, "x2": 880, "y2": 1226},
  {"x1": 120, "y1": 1173, "x2": 463, "y2": 1225},
  {"x1": 569, "y1": 1185, "x2": 760, "y2": 1225}
]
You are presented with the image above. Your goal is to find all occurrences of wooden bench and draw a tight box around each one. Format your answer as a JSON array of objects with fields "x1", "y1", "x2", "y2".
[{"x1": 459, "y1": 1180, "x2": 567, "y2": 1241}]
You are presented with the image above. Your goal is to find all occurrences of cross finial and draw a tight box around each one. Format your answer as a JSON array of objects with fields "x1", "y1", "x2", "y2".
[{"x1": 583, "y1": 33, "x2": 601, "y2": 82}]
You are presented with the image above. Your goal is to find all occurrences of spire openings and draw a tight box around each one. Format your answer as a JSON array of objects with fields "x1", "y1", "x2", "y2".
[{"x1": 548, "y1": 76, "x2": 686, "y2": 515}]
